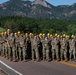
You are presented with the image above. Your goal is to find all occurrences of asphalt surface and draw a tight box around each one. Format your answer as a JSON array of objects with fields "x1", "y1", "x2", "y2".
[
  {"x1": 0, "y1": 57, "x2": 76, "y2": 75},
  {"x1": 0, "y1": 68, "x2": 8, "y2": 75}
]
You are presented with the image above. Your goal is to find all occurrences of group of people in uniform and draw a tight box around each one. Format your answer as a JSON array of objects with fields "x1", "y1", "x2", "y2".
[{"x1": 0, "y1": 29, "x2": 76, "y2": 62}]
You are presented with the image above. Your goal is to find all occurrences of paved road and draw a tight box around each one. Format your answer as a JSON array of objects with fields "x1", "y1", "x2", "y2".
[{"x1": 0, "y1": 57, "x2": 76, "y2": 75}]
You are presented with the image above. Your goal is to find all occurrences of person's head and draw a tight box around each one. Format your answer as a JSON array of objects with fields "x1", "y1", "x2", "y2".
[
  {"x1": 71, "y1": 38, "x2": 74, "y2": 41},
  {"x1": 10, "y1": 33, "x2": 13, "y2": 36},
  {"x1": 34, "y1": 35, "x2": 37, "y2": 39},
  {"x1": 62, "y1": 37, "x2": 65, "y2": 40}
]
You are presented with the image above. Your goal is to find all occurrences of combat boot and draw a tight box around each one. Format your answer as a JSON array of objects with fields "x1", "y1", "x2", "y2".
[
  {"x1": 46, "y1": 58, "x2": 50, "y2": 62},
  {"x1": 7, "y1": 57, "x2": 9, "y2": 60},
  {"x1": 4, "y1": 55, "x2": 6, "y2": 58},
  {"x1": 57, "y1": 59, "x2": 60, "y2": 62},
  {"x1": 15, "y1": 57, "x2": 18, "y2": 61},
  {"x1": 23, "y1": 59, "x2": 27, "y2": 62},
  {"x1": 32, "y1": 58, "x2": 35, "y2": 61},
  {"x1": 10, "y1": 58, "x2": 12, "y2": 61},
  {"x1": 69, "y1": 58, "x2": 72, "y2": 61},
  {"x1": 74, "y1": 59, "x2": 76, "y2": 62},
  {"x1": 36, "y1": 59, "x2": 40, "y2": 62},
  {"x1": 13, "y1": 59, "x2": 17, "y2": 62},
  {"x1": 61, "y1": 58, "x2": 63, "y2": 61},
  {"x1": 19, "y1": 58, "x2": 22, "y2": 61},
  {"x1": 49, "y1": 58, "x2": 52, "y2": 61},
  {"x1": 52, "y1": 58, "x2": 55, "y2": 61},
  {"x1": 47, "y1": 59, "x2": 50, "y2": 62},
  {"x1": 43, "y1": 58, "x2": 46, "y2": 61},
  {"x1": 65, "y1": 59, "x2": 68, "y2": 62}
]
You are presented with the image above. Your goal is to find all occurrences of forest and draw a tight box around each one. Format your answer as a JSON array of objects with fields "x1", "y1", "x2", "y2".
[{"x1": 0, "y1": 16, "x2": 76, "y2": 35}]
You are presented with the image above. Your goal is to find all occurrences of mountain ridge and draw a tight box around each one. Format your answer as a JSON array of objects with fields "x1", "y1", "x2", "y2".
[{"x1": 0, "y1": 0, "x2": 76, "y2": 20}]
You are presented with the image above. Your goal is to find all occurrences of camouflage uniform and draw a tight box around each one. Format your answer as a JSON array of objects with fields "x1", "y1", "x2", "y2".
[
  {"x1": 0, "y1": 35, "x2": 3, "y2": 56},
  {"x1": 14, "y1": 34, "x2": 19, "y2": 61},
  {"x1": 1, "y1": 34, "x2": 5, "y2": 57},
  {"x1": 3, "y1": 35, "x2": 8, "y2": 58},
  {"x1": 31, "y1": 36, "x2": 39, "y2": 61},
  {"x1": 19, "y1": 34, "x2": 27, "y2": 61},
  {"x1": 60, "y1": 37, "x2": 68, "y2": 61},
  {"x1": 69, "y1": 38, "x2": 76, "y2": 61},
  {"x1": 51, "y1": 37, "x2": 59, "y2": 61},
  {"x1": 26, "y1": 36, "x2": 31, "y2": 59},
  {"x1": 41, "y1": 37, "x2": 50, "y2": 61},
  {"x1": 8, "y1": 33, "x2": 16, "y2": 61}
]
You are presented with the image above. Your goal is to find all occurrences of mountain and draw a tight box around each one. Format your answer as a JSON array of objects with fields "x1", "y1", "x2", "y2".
[{"x1": 0, "y1": 0, "x2": 76, "y2": 20}]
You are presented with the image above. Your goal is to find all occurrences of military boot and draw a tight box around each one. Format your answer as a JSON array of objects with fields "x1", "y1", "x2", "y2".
[
  {"x1": 65, "y1": 58, "x2": 68, "y2": 62},
  {"x1": 36, "y1": 58, "x2": 40, "y2": 62},
  {"x1": 47, "y1": 59, "x2": 50, "y2": 62},
  {"x1": 43, "y1": 58, "x2": 46, "y2": 61},
  {"x1": 61, "y1": 58, "x2": 63, "y2": 61},
  {"x1": 6, "y1": 56, "x2": 9, "y2": 60},
  {"x1": 19, "y1": 58, "x2": 22, "y2": 61},
  {"x1": 9, "y1": 58, "x2": 12, "y2": 61},
  {"x1": 13, "y1": 59, "x2": 17, "y2": 62},
  {"x1": 57, "y1": 58, "x2": 60, "y2": 62},
  {"x1": 23, "y1": 59, "x2": 27, "y2": 62},
  {"x1": 74, "y1": 59, "x2": 76, "y2": 62}
]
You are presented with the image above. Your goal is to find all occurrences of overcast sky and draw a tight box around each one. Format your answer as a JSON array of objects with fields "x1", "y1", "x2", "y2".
[{"x1": 0, "y1": 0, "x2": 76, "y2": 6}]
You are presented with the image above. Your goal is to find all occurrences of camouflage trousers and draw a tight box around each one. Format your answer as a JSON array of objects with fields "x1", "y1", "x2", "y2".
[
  {"x1": 32, "y1": 46, "x2": 39, "y2": 60},
  {"x1": 52, "y1": 48, "x2": 59, "y2": 60},
  {"x1": 69, "y1": 49, "x2": 76, "y2": 60},
  {"x1": 61, "y1": 48, "x2": 67, "y2": 60},
  {"x1": 8, "y1": 46, "x2": 16, "y2": 60},
  {"x1": 3, "y1": 46, "x2": 8, "y2": 58},
  {"x1": 18, "y1": 46, "x2": 27, "y2": 60},
  {"x1": 43, "y1": 46, "x2": 49, "y2": 60},
  {"x1": 0, "y1": 45, "x2": 3, "y2": 56},
  {"x1": 0, "y1": 45, "x2": 6, "y2": 57}
]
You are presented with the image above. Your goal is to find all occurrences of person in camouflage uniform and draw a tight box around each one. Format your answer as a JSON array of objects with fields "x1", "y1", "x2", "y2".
[
  {"x1": 2, "y1": 32, "x2": 8, "y2": 58},
  {"x1": 0, "y1": 33, "x2": 6, "y2": 57},
  {"x1": 69, "y1": 37, "x2": 76, "y2": 61},
  {"x1": 51, "y1": 36, "x2": 59, "y2": 61},
  {"x1": 0, "y1": 34, "x2": 3, "y2": 56},
  {"x1": 15, "y1": 32, "x2": 22, "y2": 61},
  {"x1": 14, "y1": 33, "x2": 18, "y2": 61},
  {"x1": 60, "y1": 37, "x2": 68, "y2": 61},
  {"x1": 26, "y1": 33, "x2": 31, "y2": 59},
  {"x1": 1, "y1": 29, "x2": 76, "y2": 63},
  {"x1": 19, "y1": 34, "x2": 27, "y2": 62},
  {"x1": 41, "y1": 36, "x2": 50, "y2": 61},
  {"x1": 31, "y1": 35, "x2": 40, "y2": 62},
  {"x1": 7, "y1": 33, "x2": 16, "y2": 61}
]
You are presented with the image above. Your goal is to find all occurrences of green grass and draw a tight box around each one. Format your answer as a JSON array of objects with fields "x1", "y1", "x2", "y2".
[{"x1": 0, "y1": 27, "x2": 5, "y2": 32}]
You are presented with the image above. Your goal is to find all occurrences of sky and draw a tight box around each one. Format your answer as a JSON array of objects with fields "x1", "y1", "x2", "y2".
[{"x1": 0, "y1": 0, "x2": 76, "y2": 6}]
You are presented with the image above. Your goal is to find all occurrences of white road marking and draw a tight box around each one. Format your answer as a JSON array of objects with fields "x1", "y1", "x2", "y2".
[
  {"x1": 0, "y1": 68, "x2": 9, "y2": 75},
  {"x1": 0, "y1": 60, "x2": 23, "y2": 75}
]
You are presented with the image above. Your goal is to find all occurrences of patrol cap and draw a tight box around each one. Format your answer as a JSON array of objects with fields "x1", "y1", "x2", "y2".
[
  {"x1": 57, "y1": 35, "x2": 60, "y2": 38},
  {"x1": 55, "y1": 33, "x2": 57, "y2": 36},
  {"x1": 63, "y1": 34, "x2": 66, "y2": 37},
  {"x1": 47, "y1": 33, "x2": 50, "y2": 35},
  {"x1": 18, "y1": 31, "x2": 20, "y2": 34},
  {"x1": 71, "y1": 34, "x2": 74, "y2": 37},
  {"x1": 14, "y1": 32, "x2": 17, "y2": 35},
  {"x1": 43, "y1": 33, "x2": 45, "y2": 36},
  {"x1": 50, "y1": 34, "x2": 52, "y2": 37},
  {"x1": 25, "y1": 33, "x2": 28, "y2": 36},
  {"x1": 4, "y1": 32, "x2": 6, "y2": 34},
  {"x1": 7, "y1": 28, "x2": 10, "y2": 30},
  {"x1": 66, "y1": 35, "x2": 69, "y2": 38},
  {"x1": 39, "y1": 33, "x2": 42, "y2": 36},
  {"x1": 60, "y1": 35, "x2": 62, "y2": 38}
]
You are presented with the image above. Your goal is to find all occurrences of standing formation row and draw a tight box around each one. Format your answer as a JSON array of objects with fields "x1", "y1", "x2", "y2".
[{"x1": 0, "y1": 30, "x2": 76, "y2": 62}]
